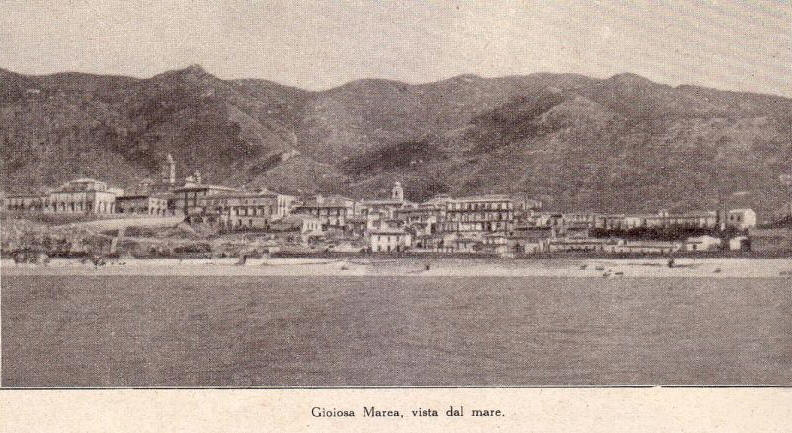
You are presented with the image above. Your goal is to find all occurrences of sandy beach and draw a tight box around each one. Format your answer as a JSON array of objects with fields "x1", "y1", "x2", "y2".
[{"x1": 3, "y1": 256, "x2": 792, "y2": 278}]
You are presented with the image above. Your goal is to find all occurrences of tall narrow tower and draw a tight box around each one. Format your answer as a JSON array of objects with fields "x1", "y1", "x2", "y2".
[
  {"x1": 392, "y1": 181, "x2": 404, "y2": 202},
  {"x1": 166, "y1": 154, "x2": 176, "y2": 185}
]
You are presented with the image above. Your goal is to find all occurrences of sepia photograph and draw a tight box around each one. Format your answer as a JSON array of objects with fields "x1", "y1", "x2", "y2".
[{"x1": 2, "y1": 0, "x2": 792, "y2": 391}]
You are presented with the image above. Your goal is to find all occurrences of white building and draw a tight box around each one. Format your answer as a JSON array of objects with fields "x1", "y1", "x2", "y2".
[
  {"x1": 368, "y1": 228, "x2": 412, "y2": 253},
  {"x1": 115, "y1": 194, "x2": 169, "y2": 216},
  {"x1": 729, "y1": 236, "x2": 750, "y2": 251},
  {"x1": 44, "y1": 178, "x2": 120, "y2": 214},
  {"x1": 685, "y1": 235, "x2": 722, "y2": 252},
  {"x1": 293, "y1": 195, "x2": 357, "y2": 230},
  {"x1": 725, "y1": 209, "x2": 757, "y2": 230},
  {"x1": 4, "y1": 194, "x2": 44, "y2": 212},
  {"x1": 440, "y1": 194, "x2": 514, "y2": 237},
  {"x1": 359, "y1": 182, "x2": 408, "y2": 220}
]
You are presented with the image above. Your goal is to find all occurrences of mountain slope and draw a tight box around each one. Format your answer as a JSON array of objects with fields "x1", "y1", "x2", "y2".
[{"x1": 1, "y1": 65, "x2": 790, "y2": 220}]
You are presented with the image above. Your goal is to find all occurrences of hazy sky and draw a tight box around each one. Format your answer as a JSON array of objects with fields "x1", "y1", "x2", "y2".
[{"x1": 1, "y1": 0, "x2": 791, "y2": 96}]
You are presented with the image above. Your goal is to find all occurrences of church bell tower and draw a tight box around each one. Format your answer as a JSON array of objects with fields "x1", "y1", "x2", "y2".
[
  {"x1": 163, "y1": 153, "x2": 176, "y2": 185},
  {"x1": 392, "y1": 181, "x2": 404, "y2": 202}
]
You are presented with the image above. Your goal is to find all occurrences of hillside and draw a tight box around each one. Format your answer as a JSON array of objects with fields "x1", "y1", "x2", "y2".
[{"x1": 2, "y1": 65, "x2": 791, "y2": 219}]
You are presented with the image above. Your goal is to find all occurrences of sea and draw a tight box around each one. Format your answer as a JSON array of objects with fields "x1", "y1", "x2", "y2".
[{"x1": 2, "y1": 272, "x2": 791, "y2": 387}]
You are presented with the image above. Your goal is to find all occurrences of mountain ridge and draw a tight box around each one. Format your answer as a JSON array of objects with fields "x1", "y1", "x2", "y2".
[{"x1": 2, "y1": 65, "x2": 791, "y2": 219}]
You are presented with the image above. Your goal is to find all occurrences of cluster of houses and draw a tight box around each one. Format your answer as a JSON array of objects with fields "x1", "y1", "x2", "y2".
[{"x1": 3, "y1": 155, "x2": 761, "y2": 256}]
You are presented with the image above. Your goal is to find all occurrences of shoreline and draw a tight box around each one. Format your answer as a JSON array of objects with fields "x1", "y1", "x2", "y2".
[{"x1": 3, "y1": 257, "x2": 792, "y2": 278}]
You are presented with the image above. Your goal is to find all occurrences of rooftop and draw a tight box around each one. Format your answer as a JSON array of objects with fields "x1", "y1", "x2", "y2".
[
  {"x1": 369, "y1": 228, "x2": 409, "y2": 235},
  {"x1": 451, "y1": 194, "x2": 512, "y2": 202},
  {"x1": 172, "y1": 184, "x2": 240, "y2": 193}
]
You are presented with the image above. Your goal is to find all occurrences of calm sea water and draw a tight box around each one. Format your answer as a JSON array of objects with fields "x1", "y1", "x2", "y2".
[{"x1": 2, "y1": 275, "x2": 791, "y2": 386}]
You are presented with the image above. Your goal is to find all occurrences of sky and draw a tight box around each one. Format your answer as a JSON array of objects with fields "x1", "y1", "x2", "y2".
[{"x1": 1, "y1": 0, "x2": 791, "y2": 96}]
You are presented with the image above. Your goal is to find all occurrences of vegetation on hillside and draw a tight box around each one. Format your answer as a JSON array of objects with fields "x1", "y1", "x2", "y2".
[{"x1": 2, "y1": 66, "x2": 791, "y2": 218}]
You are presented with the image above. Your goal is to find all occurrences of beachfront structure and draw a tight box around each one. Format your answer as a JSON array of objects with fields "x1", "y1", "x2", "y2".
[
  {"x1": 508, "y1": 226, "x2": 555, "y2": 254},
  {"x1": 729, "y1": 236, "x2": 751, "y2": 251},
  {"x1": 608, "y1": 241, "x2": 682, "y2": 255},
  {"x1": 544, "y1": 237, "x2": 684, "y2": 255},
  {"x1": 44, "y1": 178, "x2": 121, "y2": 214},
  {"x1": 684, "y1": 235, "x2": 722, "y2": 252},
  {"x1": 547, "y1": 238, "x2": 611, "y2": 253},
  {"x1": 368, "y1": 227, "x2": 412, "y2": 252},
  {"x1": 482, "y1": 233, "x2": 509, "y2": 254},
  {"x1": 440, "y1": 194, "x2": 514, "y2": 237},
  {"x1": 442, "y1": 233, "x2": 480, "y2": 253},
  {"x1": 115, "y1": 195, "x2": 169, "y2": 216}
]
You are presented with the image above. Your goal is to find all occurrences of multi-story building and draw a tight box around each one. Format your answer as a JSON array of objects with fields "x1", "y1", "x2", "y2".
[
  {"x1": 622, "y1": 213, "x2": 660, "y2": 229},
  {"x1": 271, "y1": 215, "x2": 323, "y2": 237},
  {"x1": 508, "y1": 225, "x2": 555, "y2": 254},
  {"x1": 115, "y1": 195, "x2": 169, "y2": 216},
  {"x1": 172, "y1": 182, "x2": 241, "y2": 216},
  {"x1": 44, "y1": 178, "x2": 121, "y2": 214},
  {"x1": 368, "y1": 227, "x2": 412, "y2": 253},
  {"x1": 212, "y1": 190, "x2": 295, "y2": 229},
  {"x1": 345, "y1": 214, "x2": 368, "y2": 236},
  {"x1": 359, "y1": 182, "x2": 408, "y2": 220},
  {"x1": 654, "y1": 210, "x2": 718, "y2": 228},
  {"x1": 594, "y1": 214, "x2": 627, "y2": 230},
  {"x1": 561, "y1": 212, "x2": 598, "y2": 229},
  {"x1": 4, "y1": 194, "x2": 44, "y2": 212},
  {"x1": 482, "y1": 233, "x2": 509, "y2": 254},
  {"x1": 724, "y1": 208, "x2": 757, "y2": 230},
  {"x1": 293, "y1": 195, "x2": 357, "y2": 231},
  {"x1": 525, "y1": 212, "x2": 565, "y2": 228},
  {"x1": 394, "y1": 203, "x2": 445, "y2": 237},
  {"x1": 594, "y1": 210, "x2": 719, "y2": 230},
  {"x1": 441, "y1": 194, "x2": 514, "y2": 238}
]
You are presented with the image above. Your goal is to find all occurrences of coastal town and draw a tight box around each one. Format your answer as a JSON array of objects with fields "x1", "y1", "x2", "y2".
[{"x1": 2, "y1": 153, "x2": 792, "y2": 261}]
